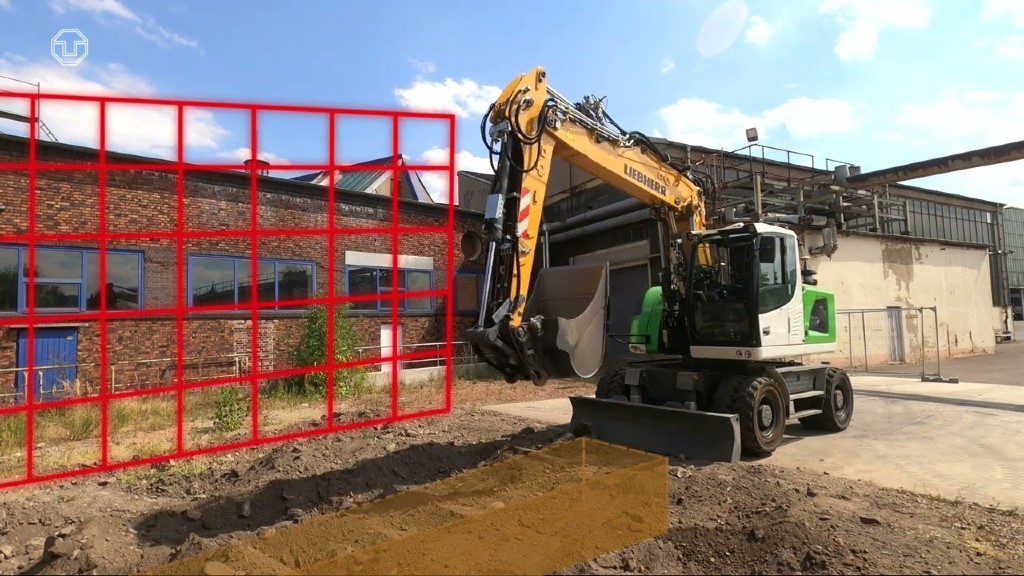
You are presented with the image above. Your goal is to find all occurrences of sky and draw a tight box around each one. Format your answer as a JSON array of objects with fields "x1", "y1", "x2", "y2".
[{"x1": 0, "y1": 0, "x2": 1022, "y2": 208}]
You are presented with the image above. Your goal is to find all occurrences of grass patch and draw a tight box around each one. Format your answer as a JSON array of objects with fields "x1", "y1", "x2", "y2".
[
  {"x1": 0, "y1": 413, "x2": 27, "y2": 454},
  {"x1": 36, "y1": 405, "x2": 102, "y2": 443}
]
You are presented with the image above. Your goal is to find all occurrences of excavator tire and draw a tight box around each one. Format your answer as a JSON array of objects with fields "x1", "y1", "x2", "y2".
[
  {"x1": 595, "y1": 367, "x2": 627, "y2": 400},
  {"x1": 714, "y1": 374, "x2": 786, "y2": 457},
  {"x1": 799, "y1": 367, "x2": 854, "y2": 432}
]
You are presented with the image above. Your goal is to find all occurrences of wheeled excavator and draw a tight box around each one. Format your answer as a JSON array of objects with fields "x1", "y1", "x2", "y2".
[{"x1": 465, "y1": 67, "x2": 854, "y2": 462}]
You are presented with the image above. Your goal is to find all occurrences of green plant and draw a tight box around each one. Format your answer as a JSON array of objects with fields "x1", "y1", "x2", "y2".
[
  {"x1": 0, "y1": 414, "x2": 27, "y2": 454},
  {"x1": 212, "y1": 387, "x2": 248, "y2": 434},
  {"x1": 287, "y1": 304, "x2": 369, "y2": 398}
]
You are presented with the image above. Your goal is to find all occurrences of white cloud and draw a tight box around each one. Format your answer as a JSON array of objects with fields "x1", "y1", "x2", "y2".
[
  {"x1": 407, "y1": 57, "x2": 437, "y2": 75},
  {"x1": 133, "y1": 18, "x2": 202, "y2": 51},
  {"x1": 892, "y1": 91, "x2": 1024, "y2": 207},
  {"x1": 48, "y1": 0, "x2": 201, "y2": 53},
  {"x1": 0, "y1": 57, "x2": 229, "y2": 158},
  {"x1": 994, "y1": 35, "x2": 1024, "y2": 59},
  {"x1": 217, "y1": 147, "x2": 291, "y2": 166},
  {"x1": 659, "y1": 95, "x2": 863, "y2": 148},
  {"x1": 416, "y1": 147, "x2": 492, "y2": 204},
  {"x1": 762, "y1": 98, "x2": 862, "y2": 138},
  {"x1": 49, "y1": 0, "x2": 137, "y2": 20},
  {"x1": 894, "y1": 92, "x2": 1024, "y2": 144},
  {"x1": 745, "y1": 15, "x2": 776, "y2": 46},
  {"x1": 393, "y1": 78, "x2": 500, "y2": 118},
  {"x1": 982, "y1": 0, "x2": 1024, "y2": 27},
  {"x1": 659, "y1": 58, "x2": 675, "y2": 74},
  {"x1": 818, "y1": 0, "x2": 931, "y2": 61},
  {"x1": 0, "y1": 0, "x2": 12, "y2": 9}
]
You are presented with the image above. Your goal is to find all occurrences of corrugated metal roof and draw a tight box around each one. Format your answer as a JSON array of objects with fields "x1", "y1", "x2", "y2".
[{"x1": 336, "y1": 170, "x2": 384, "y2": 192}]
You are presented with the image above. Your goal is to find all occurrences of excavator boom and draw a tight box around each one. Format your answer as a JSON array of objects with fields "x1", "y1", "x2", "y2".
[{"x1": 467, "y1": 67, "x2": 708, "y2": 387}]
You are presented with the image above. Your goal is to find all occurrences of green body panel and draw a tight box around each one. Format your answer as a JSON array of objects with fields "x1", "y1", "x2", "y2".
[
  {"x1": 627, "y1": 284, "x2": 838, "y2": 351},
  {"x1": 630, "y1": 287, "x2": 665, "y2": 354},
  {"x1": 801, "y1": 286, "x2": 837, "y2": 344}
]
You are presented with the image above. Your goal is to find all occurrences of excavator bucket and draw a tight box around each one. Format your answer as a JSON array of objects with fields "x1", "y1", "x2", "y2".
[
  {"x1": 522, "y1": 263, "x2": 610, "y2": 380},
  {"x1": 568, "y1": 397, "x2": 742, "y2": 463}
]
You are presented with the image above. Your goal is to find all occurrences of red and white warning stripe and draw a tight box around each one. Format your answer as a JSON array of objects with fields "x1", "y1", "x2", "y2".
[{"x1": 517, "y1": 187, "x2": 532, "y2": 239}]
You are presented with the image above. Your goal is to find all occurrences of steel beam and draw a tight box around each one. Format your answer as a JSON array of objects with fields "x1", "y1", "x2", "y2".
[{"x1": 846, "y1": 140, "x2": 1024, "y2": 189}]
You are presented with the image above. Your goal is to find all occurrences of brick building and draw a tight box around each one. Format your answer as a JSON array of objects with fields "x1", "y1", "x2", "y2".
[{"x1": 0, "y1": 134, "x2": 488, "y2": 402}]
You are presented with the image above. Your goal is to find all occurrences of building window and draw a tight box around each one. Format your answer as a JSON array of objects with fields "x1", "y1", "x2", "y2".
[
  {"x1": 345, "y1": 266, "x2": 433, "y2": 312},
  {"x1": 0, "y1": 245, "x2": 143, "y2": 313},
  {"x1": 455, "y1": 272, "x2": 483, "y2": 314},
  {"x1": 188, "y1": 255, "x2": 314, "y2": 309}
]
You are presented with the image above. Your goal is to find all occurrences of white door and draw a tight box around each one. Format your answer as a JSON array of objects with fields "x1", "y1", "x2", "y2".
[{"x1": 380, "y1": 323, "x2": 403, "y2": 372}]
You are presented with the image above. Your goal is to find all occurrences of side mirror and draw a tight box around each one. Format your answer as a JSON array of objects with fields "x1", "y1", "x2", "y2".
[{"x1": 757, "y1": 236, "x2": 777, "y2": 264}]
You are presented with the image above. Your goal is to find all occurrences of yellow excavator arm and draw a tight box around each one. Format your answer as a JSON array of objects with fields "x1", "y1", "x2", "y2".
[{"x1": 467, "y1": 66, "x2": 711, "y2": 386}]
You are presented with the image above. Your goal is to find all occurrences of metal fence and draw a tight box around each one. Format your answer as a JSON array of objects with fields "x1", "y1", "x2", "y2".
[
  {"x1": 829, "y1": 306, "x2": 957, "y2": 382},
  {"x1": 352, "y1": 341, "x2": 477, "y2": 371},
  {"x1": 0, "y1": 353, "x2": 248, "y2": 405}
]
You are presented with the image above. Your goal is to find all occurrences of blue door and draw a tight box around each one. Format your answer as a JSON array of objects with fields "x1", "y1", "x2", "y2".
[{"x1": 15, "y1": 328, "x2": 79, "y2": 403}]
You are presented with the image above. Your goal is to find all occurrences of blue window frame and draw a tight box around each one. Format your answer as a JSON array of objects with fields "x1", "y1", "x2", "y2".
[
  {"x1": 344, "y1": 265, "x2": 433, "y2": 312},
  {"x1": 454, "y1": 272, "x2": 484, "y2": 314},
  {"x1": 188, "y1": 255, "x2": 315, "y2": 309},
  {"x1": 0, "y1": 244, "x2": 143, "y2": 313}
]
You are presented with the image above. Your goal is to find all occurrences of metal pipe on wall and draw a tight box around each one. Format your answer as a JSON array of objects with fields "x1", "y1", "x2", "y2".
[
  {"x1": 547, "y1": 208, "x2": 653, "y2": 244},
  {"x1": 545, "y1": 198, "x2": 643, "y2": 234}
]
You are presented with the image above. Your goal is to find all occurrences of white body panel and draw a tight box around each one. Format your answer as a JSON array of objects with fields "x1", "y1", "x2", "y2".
[{"x1": 691, "y1": 342, "x2": 838, "y2": 361}]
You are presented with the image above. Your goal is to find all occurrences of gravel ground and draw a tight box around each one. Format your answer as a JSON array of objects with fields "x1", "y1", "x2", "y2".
[{"x1": 0, "y1": 378, "x2": 1021, "y2": 575}]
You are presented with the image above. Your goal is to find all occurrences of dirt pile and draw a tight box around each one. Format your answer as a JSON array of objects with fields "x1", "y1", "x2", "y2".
[
  {"x1": 560, "y1": 462, "x2": 1024, "y2": 575},
  {"x1": 146, "y1": 439, "x2": 668, "y2": 575},
  {"x1": 0, "y1": 379, "x2": 1021, "y2": 575}
]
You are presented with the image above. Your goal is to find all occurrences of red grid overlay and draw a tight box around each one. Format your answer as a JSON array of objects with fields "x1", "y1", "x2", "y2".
[{"x1": 0, "y1": 92, "x2": 458, "y2": 490}]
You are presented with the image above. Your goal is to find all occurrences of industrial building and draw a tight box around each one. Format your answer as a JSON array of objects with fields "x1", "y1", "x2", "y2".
[
  {"x1": 1005, "y1": 206, "x2": 1024, "y2": 323},
  {"x1": 0, "y1": 133, "x2": 487, "y2": 403},
  {"x1": 460, "y1": 138, "x2": 1017, "y2": 373}
]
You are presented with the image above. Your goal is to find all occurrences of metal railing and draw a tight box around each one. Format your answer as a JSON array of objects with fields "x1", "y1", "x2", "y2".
[
  {"x1": 352, "y1": 341, "x2": 475, "y2": 371},
  {"x1": 0, "y1": 353, "x2": 247, "y2": 404},
  {"x1": 0, "y1": 341, "x2": 485, "y2": 404},
  {"x1": 830, "y1": 306, "x2": 957, "y2": 382}
]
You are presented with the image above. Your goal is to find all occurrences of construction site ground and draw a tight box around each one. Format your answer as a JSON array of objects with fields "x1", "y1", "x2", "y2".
[{"x1": 1, "y1": 344, "x2": 1023, "y2": 575}]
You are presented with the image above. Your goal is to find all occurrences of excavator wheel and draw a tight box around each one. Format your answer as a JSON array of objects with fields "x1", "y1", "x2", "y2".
[
  {"x1": 595, "y1": 367, "x2": 627, "y2": 401},
  {"x1": 714, "y1": 374, "x2": 786, "y2": 457},
  {"x1": 799, "y1": 367, "x2": 854, "y2": 432}
]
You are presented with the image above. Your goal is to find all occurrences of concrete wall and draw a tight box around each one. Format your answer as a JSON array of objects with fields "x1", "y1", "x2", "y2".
[{"x1": 800, "y1": 230, "x2": 997, "y2": 368}]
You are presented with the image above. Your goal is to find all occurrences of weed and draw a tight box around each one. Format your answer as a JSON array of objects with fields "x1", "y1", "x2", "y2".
[
  {"x1": 110, "y1": 397, "x2": 177, "y2": 436},
  {"x1": 0, "y1": 413, "x2": 27, "y2": 454},
  {"x1": 36, "y1": 405, "x2": 101, "y2": 442},
  {"x1": 212, "y1": 387, "x2": 248, "y2": 434}
]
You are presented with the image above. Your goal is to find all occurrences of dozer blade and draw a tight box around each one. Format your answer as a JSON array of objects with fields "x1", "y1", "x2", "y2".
[
  {"x1": 568, "y1": 396, "x2": 742, "y2": 463},
  {"x1": 523, "y1": 263, "x2": 609, "y2": 380}
]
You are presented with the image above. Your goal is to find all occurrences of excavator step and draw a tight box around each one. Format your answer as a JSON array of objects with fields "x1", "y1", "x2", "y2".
[
  {"x1": 789, "y1": 390, "x2": 825, "y2": 401},
  {"x1": 568, "y1": 396, "x2": 741, "y2": 463},
  {"x1": 791, "y1": 408, "x2": 824, "y2": 419}
]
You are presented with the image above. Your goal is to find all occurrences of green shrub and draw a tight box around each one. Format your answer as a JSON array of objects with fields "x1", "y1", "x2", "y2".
[
  {"x1": 287, "y1": 304, "x2": 369, "y2": 399},
  {"x1": 212, "y1": 387, "x2": 248, "y2": 434}
]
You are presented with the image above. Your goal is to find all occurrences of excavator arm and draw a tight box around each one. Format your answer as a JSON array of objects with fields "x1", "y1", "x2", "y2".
[{"x1": 466, "y1": 67, "x2": 711, "y2": 387}]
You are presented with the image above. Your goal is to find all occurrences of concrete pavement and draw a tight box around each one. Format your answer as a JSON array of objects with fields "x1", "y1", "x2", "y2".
[
  {"x1": 483, "y1": 374, "x2": 1024, "y2": 509},
  {"x1": 849, "y1": 337, "x2": 1024, "y2": 386}
]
